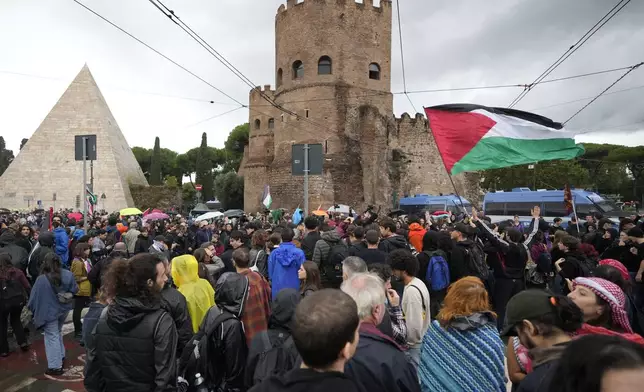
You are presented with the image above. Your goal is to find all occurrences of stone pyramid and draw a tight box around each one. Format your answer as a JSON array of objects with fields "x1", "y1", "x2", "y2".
[{"x1": 0, "y1": 64, "x2": 148, "y2": 212}]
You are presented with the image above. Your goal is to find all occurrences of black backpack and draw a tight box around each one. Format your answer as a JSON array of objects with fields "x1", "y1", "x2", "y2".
[
  {"x1": 178, "y1": 310, "x2": 236, "y2": 391},
  {"x1": 323, "y1": 241, "x2": 349, "y2": 283},
  {"x1": 0, "y1": 272, "x2": 26, "y2": 310},
  {"x1": 250, "y1": 330, "x2": 300, "y2": 386},
  {"x1": 465, "y1": 242, "x2": 489, "y2": 280}
]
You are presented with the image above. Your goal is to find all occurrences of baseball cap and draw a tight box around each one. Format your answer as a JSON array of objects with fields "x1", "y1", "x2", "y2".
[
  {"x1": 453, "y1": 223, "x2": 470, "y2": 234},
  {"x1": 501, "y1": 290, "x2": 557, "y2": 336},
  {"x1": 627, "y1": 227, "x2": 643, "y2": 239}
]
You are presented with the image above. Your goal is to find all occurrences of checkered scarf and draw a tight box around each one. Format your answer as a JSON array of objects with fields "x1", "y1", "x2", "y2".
[
  {"x1": 573, "y1": 277, "x2": 632, "y2": 334},
  {"x1": 598, "y1": 259, "x2": 630, "y2": 282}
]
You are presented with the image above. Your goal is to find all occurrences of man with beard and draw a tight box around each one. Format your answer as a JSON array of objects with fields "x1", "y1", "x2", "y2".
[{"x1": 85, "y1": 253, "x2": 177, "y2": 392}]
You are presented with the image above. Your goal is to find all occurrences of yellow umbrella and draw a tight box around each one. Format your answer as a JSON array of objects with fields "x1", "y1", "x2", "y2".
[
  {"x1": 120, "y1": 207, "x2": 143, "y2": 216},
  {"x1": 311, "y1": 209, "x2": 328, "y2": 217}
]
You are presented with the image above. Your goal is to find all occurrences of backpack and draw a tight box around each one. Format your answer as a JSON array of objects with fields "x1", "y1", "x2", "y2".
[
  {"x1": 105, "y1": 230, "x2": 119, "y2": 247},
  {"x1": 178, "y1": 310, "x2": 236, "y2": 391},
  {"x1": 0, "y1": 272, "x2": 26, "y2": 310},
  {"x1": 465, "y1": 242, "x2": 489, "y2": 280},
  {"x1": 323, "y1": 241, "x2": 349, "y2": 283},
  {"x1": 577, "y1": 256, "x2": 595, "y2": 277},
  {"x1": 423, "y1": 250, "x2": 450, "y2": 291},
  {"x1": 251, "y1": 330, "x2": 300, "y2": 386}
]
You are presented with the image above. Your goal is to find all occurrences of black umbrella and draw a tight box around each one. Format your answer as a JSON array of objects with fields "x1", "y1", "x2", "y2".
[{"x1": 224, "y1": 209, "x2": 244, "y2": 218}]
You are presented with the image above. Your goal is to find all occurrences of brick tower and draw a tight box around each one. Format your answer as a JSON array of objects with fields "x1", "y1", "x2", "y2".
[{"x1": 243, "y1": 0, "x2": 395, "y2": 211}]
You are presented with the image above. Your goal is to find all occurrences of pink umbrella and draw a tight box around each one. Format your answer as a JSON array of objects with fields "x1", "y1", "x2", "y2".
[
  {"x1": 67, "y1": 212, "x2": 83, "y2": 221},
  {"x1": 144, "y1": 212, "x2": 169, "y2": 221},
  {"x1": 143, "y1": 208, "x2": 164, "y2": 217}
]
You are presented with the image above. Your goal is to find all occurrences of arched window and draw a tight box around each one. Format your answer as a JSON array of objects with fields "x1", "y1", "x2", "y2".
[
  {"x1": 254, "y1": 119, "x2": 261, "y2": 130},
  {"x1": 277, "y1": 68, "x2": 283, "y2": 87},
  {"x1": 292, "y1": 60, "x2": 304, "y2": 79},
  {"x1": 268, "y1": 118, "x2": 275, "y2": 129},
  {"x1": 318, "y1": 56, "x2": 332, "y2": 75},
  {"x1": 369, "y1": 63, "x2": 381, "y2": 80}
]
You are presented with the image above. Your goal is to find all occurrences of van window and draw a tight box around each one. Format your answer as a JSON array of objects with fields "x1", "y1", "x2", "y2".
[
  {"x1": 543, "y1": 202, "x2": 567, "y2": 217},
  {"x1": 484, "y1": 202, "x2": 505, "y2": 215},
  {"x1": 505, "y1": 202, "x2": 538, "y2": 216}
]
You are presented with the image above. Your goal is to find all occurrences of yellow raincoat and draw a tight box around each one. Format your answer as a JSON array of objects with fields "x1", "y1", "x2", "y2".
[{"x1": 171, "y1": 255, "x2": 216, "y2": 332}]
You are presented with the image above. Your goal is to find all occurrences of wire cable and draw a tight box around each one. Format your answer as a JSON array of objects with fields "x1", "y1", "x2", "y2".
[
  {"x1": 508, "y1": 0, "x2": 632, "y2": 108},
  {"x1": 528, "y1": 84, "x2": 644, "y2": 111},
  {"x1": 394, "y1": 0, "x2": 418, "y2": 114},
  {"x1": 71, "y1": 0, "x2": 246, "y2": 107},
  {"x1": 563, "y1": 62, "x2": 643, "y2": 125},
  {"x1": 180, "y1": 106, "x2": 245, "y2": 129}
]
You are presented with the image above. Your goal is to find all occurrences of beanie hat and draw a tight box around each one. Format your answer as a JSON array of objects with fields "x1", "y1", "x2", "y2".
[
  {"x1": 598, "y1": 259, "x2": 630, "y2": 282},
  {"x1": 573, "y1": 277, "x2": 632, "y2": 333}
]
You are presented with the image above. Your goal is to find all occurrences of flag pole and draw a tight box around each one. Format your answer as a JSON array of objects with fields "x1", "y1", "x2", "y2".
[
  {"x1": 425, "y1": 106, "x2": 468, "y2": 214},
  {"x1": 572, "y1": 195, "x2": 580, "y2": 234}
]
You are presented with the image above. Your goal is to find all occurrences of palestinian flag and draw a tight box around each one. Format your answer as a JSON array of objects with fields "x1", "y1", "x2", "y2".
[
  {"x1": 424, "y1": 104, "x2": 585, "y2": 175},
  {"x1": 262, "y1": 185, "x2": 272, "y2": 209}
]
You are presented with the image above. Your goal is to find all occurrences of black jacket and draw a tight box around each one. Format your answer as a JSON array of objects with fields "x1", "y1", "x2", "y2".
[
  {"x1": 0, "y1": 230, "x2": 28, "y2": 271},
  {"x1": 220, "y1": 246, "x2": 245, "y2": 273},
  {"x1": 378, "y1": 235, "x2": 408, "y2": 254},
  {"x1": 249, "y1": 368, "x2": 361, "y2": 392},
  {"x1": 449, "y1": 239, "x2": 477, "y2": 282},
  {"x1": 516, "y1": 343, "x2": 568, "y2": 392},
  {"x1": 348, "y1": 240, "x2": 367, "y2": 256},
  {"x1": 27, "y1": 231, "x2": 55, "y2": 281},
  {"x1": 87, "y1": 251, "x2": 128, "y2": 293},
  {"x1": 301, "y1": 232, "x2": 321, "y2": 261},
  {"x1": 356, "y1": 248, "x2": 389, "y2": 265},
  {"x1": 84, "y1": 297, "x2": 178, "y2": 392},
  {"x1": 475, "y1": 219, "x2": 537, "y2": 280},
  {"x1": 345, "y1": 323, "x2": 420, "y2": 392},
  {"x1": 246, "y1": 288, "x2": 301, "y2": 388},
  {"x1": 134, "y1": 234, "x2": 153, "y2": 255},
  {"x1": 161, "y1": 284, "x2": 193, "y2": 356},
  {"x1": 557, "y1": 251, "x2": 587, "y2": 286},
  {"x1": 200, "y1": 272, "x2": 250, "y2": 391}
]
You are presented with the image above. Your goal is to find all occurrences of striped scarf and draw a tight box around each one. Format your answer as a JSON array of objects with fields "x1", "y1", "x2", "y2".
[{"x1": 419, "y1": 319, "x2": 506, "y2": 392}]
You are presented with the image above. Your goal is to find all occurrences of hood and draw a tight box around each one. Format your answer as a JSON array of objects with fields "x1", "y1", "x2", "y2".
[
  {"x1": 529, "y1": 342, "x2": 569, "y2": 367},
  {"x1": 321, "y1": 229, "x2": 341, "y2": 243},
  {"x1": 422, "y1": 230, "x2": 440, "y2": 251},
  {"x1": 275, "y1": 243, "x2": 304, "y2": 267},
  {"x1": 449, "y1": 311, "x2": 496, "y2": 331},
  {"x1": 171, "y1": 255, "x2": 200, "y2": 287},
  {"x1": 215, "y1": 272, "x2": 249, "y2": 317},
  {"x1": 455, "y1": 239, "x2": 475, "y2": 248},
  {"x1": 383, "y1": 234, "x2": 408, "y2": 248},
  {"x1": 106, "y1": 297, "x2": 161, "y2": 333},
  {"x1": 38, "y1": 231, "x2": 55, "y2": 247},
  {"x1": 269, "y1": 288, "x2": 300, "y2": 330},
  {"x1": 409, "y1": 223, "x2": 425, "y2": 232},
  {"x1": 53, "y1": 227, "x2": 66, "y2": 233},
  {"x1": 0, "y1": 230, "x2": 16, "y2": 245},
  {"x1": 138, "y1": 233, "x2": 150, "y2": 240}
]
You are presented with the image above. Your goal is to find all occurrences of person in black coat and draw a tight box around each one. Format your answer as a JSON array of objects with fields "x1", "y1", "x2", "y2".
[
  {"x1": 84, "y1": 254, "x2": 177, "y2": 392},
  {"x1": 300, "y1": 217, "x2": 321, "y2": 261},
  {"x1": 159, "y1": 259, "x2": 193, "y2": 357},
  {"x1": 87, "y1": 244, "x2": 128, "y2": 295},
  {"x1": 356, "y1": 229, "x2": 389, "y2": 266},
  {"x1": 27, "y1": 231, "x2": 55, "y2": 283},
  {"x1": 0, "y1": 230, "x2": 28, "y2": 272},
  {"x1": 134, "y1": 228, "x2": 153, "y2": 255}
]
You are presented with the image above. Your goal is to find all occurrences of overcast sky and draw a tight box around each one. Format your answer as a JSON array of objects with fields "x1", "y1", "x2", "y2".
[{"x1": 1, "y1": 0, "x2": 643, "y2": 154}]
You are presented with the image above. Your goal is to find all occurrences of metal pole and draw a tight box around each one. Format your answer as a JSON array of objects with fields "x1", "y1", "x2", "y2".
[
  {"x1": 90, "y1": 160, "x2": 94, "y2": 193},
  {"x1": 533, "y1": 163, "x2": 537, "y2": 190},
  {"x1": 82, "y1": 137, "x2": 88, "y2": 230},
  {"x1": 303, "y1": 144, "x2": 309, "y2": 218}
]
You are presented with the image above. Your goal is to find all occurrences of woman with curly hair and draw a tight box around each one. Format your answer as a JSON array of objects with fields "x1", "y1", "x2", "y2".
[{"x1": 418, "y1": 276, "x2": 505, "y2": 392}]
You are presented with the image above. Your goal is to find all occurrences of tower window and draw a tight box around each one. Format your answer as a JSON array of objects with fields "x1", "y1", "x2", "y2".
[
  {"x1": 254, "y1": 119, "x2": 261, "y2": 129},
  {"x1": 281, "y1": 114, "x2": 285, "y2": 122},
  {"x1": 277, "y1": 68, "x2": 283, "y2": 88},
  {"x1": 305, "y1": 109, "x2": 309, "y2": 118},
  {"x1": 369, "y1": 63, "x2": 381, "y2": 80},
  {"x1": 318, "y1": 56, "x2": 332, "y2": 75},
  {"x1": 268, "y1": 118, "x2": 275, "y2": 129},
  {"x1": 292, "y1": 60, "x2": 304, "y2": 79}
]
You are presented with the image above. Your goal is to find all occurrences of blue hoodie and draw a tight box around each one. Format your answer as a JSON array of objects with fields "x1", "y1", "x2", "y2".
[
  {"x1": 268, "y1": 242, "x2": 305, "y2": 301},
  {"x1": 53, "y1": 227, "x2": 70, "y2": 267}
]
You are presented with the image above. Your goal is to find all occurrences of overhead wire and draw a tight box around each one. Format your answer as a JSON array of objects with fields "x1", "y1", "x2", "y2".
[
  {"x1": 180, "y1": 106, "x2": 246, "y2": 129},
  {"x1": 394, "y1": 0, "x2": 418, "y2": 114},
  {"x1": 508, "y1": 0, "x2": 632, "y2": 108},
  {"x1": 528, "y1": 84, "x2": 644, "y2": 111},
  {"x1": 563, "y1": 62, "x2": 643, "y2": 125}
]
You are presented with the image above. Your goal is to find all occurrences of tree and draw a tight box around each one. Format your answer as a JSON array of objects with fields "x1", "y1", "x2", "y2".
[
  {"x1": 222, "y1": 123, "x2": 249, "y2": 172},
  {"x1": 149, "y1": 137, "x2": 163, "y2": 185},
  {"x1": 481, "y1": 159, "x2": 590, "y2": 191},
  {"x1": 0, "y1": 137, "x2": 14, "y2": 177},
  {"x1": 215, "y1": 171, "x2": 244, "y2": 209},
  {"x1": 606, "y1": 146, "x2": 644, "y2": 201},
  {"x1": 195, "y1": 133, "x2": 215, "y2": 202},
  {"x1": 19, "y1": 138, "x2": 28, "y2": 150},
  {"x1": 132, "y1": 146, "x2": 152, "y2": 179}
]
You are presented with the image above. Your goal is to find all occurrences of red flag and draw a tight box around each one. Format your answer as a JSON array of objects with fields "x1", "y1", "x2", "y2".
[{"x1": 564, "y1": 184, "x2": 573, "y2": 215}]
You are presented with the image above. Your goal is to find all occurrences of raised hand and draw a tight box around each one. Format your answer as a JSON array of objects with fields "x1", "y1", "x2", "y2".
[{"x1": 471, "y1": 207, "x2": 479, "y2": 221}]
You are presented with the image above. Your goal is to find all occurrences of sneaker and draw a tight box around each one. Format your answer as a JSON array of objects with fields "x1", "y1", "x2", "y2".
[
  {"x1": 0, "y1": 352, "x2": 8, "y2": 358},
  {"x1": 20, "y1": 343, "x2": 30, "y2": 352},
  {"x1": 45, "y1": 368, "x2": 64, "y2": 376}
]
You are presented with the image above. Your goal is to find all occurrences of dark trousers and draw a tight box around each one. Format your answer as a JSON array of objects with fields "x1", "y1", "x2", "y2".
[
  {"x1": 73, "y1": 296, "x2": 91, "y2": 336},
  {"x1": 0, "y1": 305, "x2": 27, "y2": 353},
  {"x1": 493, "y1": 277, "x2": 525, "y2": 331},
  {"x1": 429, "y1": 289, "x2": 447, "y2": 320}
]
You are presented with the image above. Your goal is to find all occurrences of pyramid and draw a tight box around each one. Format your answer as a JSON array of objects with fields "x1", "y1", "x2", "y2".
[{"x1": 0, "y1": 65, "x2": 148, "y2": 212}]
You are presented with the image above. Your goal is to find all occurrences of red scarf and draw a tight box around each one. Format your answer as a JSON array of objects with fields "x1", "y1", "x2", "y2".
[{"x1": 575, "y1": 323, "x2": 644, "y2": 345}]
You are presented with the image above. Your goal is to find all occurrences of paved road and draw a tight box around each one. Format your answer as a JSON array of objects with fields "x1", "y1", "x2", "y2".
[{"x1": 0, "y1": 312, "x2": 87, "y2": 392}]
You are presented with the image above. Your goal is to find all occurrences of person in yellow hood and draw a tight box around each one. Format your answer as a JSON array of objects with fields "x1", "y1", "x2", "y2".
[{"x1": 171, "y1": 255, "x2": 215, "y2": 332}]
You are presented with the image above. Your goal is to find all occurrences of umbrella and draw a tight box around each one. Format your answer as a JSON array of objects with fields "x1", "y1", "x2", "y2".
[
  {"x1": 224, "y1": 209, "x2": 245, "y2": 218},
  {"x1": 195, "y1": 211, "x2": 224, "y2": 221},
  {"x1": 67, "y1": 212, "x2": 83, "y2": 221},
  {"x1": 143, "y1": 208, "x2": 164, "y2": 217},
  {"x1": 311, "y1": 209, "x2": 328, "y2": 217},
  {"x1": 327, "y1": 204, "x2": 352, "y2": 214},
  {"x1": 0, "y1": 208, "x2": 10, "y2": 214},
  {"x1": 144, "y1": 212, "x2": 169, "y2": 221},
  {"x1": 120, "y1": 207, "x2": 143, "y2": 216}
]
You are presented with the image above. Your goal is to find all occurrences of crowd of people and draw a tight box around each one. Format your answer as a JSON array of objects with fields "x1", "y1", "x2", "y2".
[{"x1": 1, "y1": 205, "x2": 644, "y2": 391}]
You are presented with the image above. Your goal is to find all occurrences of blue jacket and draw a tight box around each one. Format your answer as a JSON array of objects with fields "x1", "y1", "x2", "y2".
[
  {"x1": 27, "y1": 270, "x2": 78, "y2": 328},
  {"x1": 195, "y1": 229, "x2": 210, "y2": 246},
  {"x1": 53, "y1": 227, "x2": 70, "y2": 266},
  {"x1": 268, "y1": 242, "x2": 305, "y2": 301}
]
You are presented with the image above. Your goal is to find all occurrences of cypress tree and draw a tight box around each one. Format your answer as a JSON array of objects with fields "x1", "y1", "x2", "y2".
[
  {"x1": 149, "y1": 137, "x2": 162, "y2": 185},
  {"x1": 195, "y1": 132, "x2": 214, "y2": 201}
]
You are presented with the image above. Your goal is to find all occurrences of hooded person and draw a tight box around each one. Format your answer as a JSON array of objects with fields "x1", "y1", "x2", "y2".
[
  {"x1": 268, "y1": 228, "x2": 305, "y2": 300},
  {"x1": 27, "y1": 231, "x2": 55, "y2": 282},
  {"x1": 245, "y1": 288, "x2": 301, "y2": 388},
  {"x1": 171, "y1": 255, "x2": 215, "y2": 333},
  {"x1": 407, "y1": 216, "x2": 427, "y2": 253},
  {"x1": 195, "y1": 272, "x2": 250, "y2": 391},
  {"x1": 569, "y1": 277, "x2": 644, "y2": 345},
  {"x1": 0, "y1": 229, "x2": 28, "y2": 271},
  {"x1": 149, "y1": 235, "x2": 171, "y2": 261}
]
